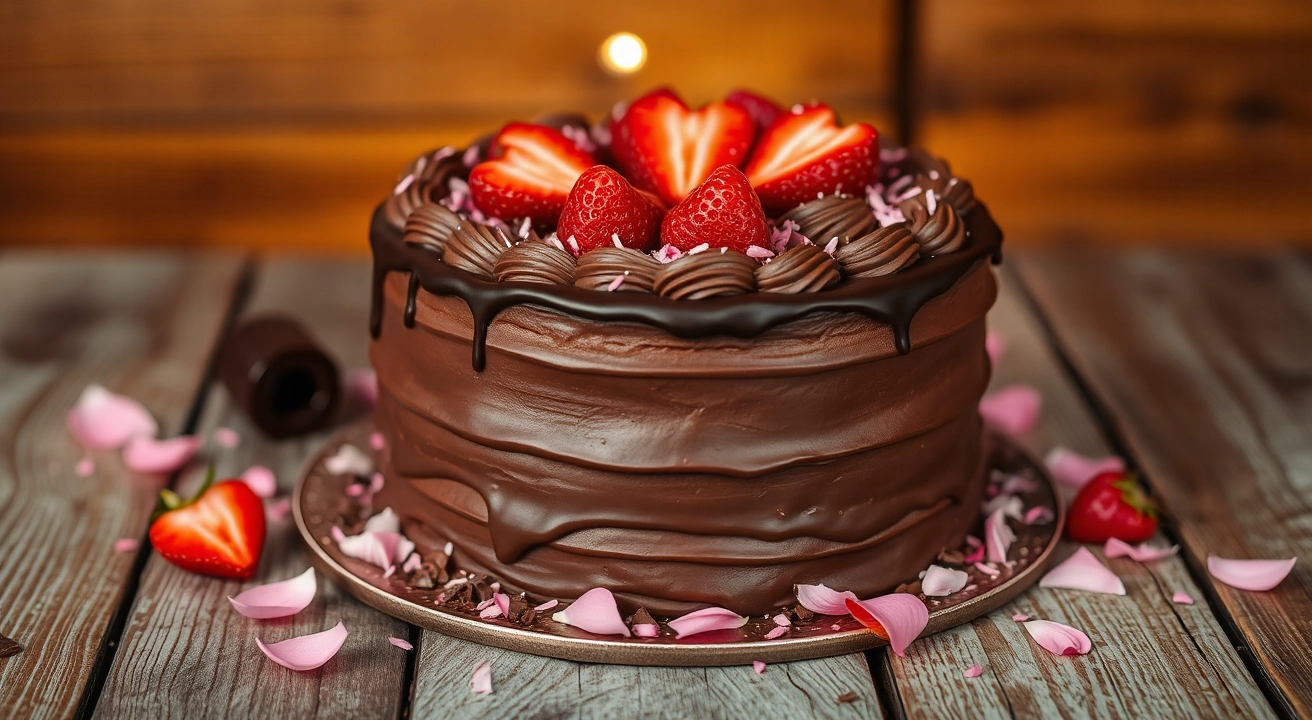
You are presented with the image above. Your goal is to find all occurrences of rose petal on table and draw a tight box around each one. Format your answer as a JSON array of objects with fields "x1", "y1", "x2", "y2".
[
  {"x1": 348, "y1": 368, "x2": 379, "y2": 408},
  {"x1": 214, "y1": 427, "x2": 240, "y2": 448},
  {"x1": 1104, "y1": 538, "x2": 1179, "y2": 563},
  {"x1": 114, "y1": 538, "x2": 139, "y2": 553},
  {"x1": 324, "y1": 444, "x2": 373, "y2": 477},
  {"x1": 267, "y1": 497, "x2": 292, "y2": 521},
  {"x1": 978, "y1": 385, "x2": 1041, "y2": 435},
  {"x1": 844, "y1": 594, "x2": 929, "y2": 657},
  {"x1": 763, "y1": 625, "x2": 789, "y2": 640},
  {"x1": 239, "y1": 465, "x2": 278, "y2": 498},
  {"x1": 668, "y1": 606, "x2": 749, "y2": 639},
  {"x1": 795, "y1": 583, "x2": 859, "y2": 615},
  {"x1": 388, "y1": 636, "x2": 413, "y2": 651},
  {"x1": 1011, "y1": 613, "x2": 1029, "y2": 622},
  {"x1": 633, "y1": 623, "x2": 659, "y2": 638},
  {"x1": 922, "y1": 565, "x2": 968, "y2": 597},
  {"x1": 229, "y1": 568, "x2": 317, "y2": 619},
  {"x1": 534, "y1": 599, "x2": 559, "y2": 612},
  {"x1": 984, "y1": 508, "x2": 1015, "y2": 565},
  {"x1": 1024, "y1": 506, "x2": 1055, "y2": 525},
  {"x1": 985, "y1": 330, "x2": 1007, "y2": 366},
  {"x1": 256, "y1": 621, "x2": 348, "y2": 671},
  {"x1": 470, "y1": 661, "x2": 493, "y2": 694},
  {"x1": 76, "y1": 457, "x2": 96, "y2": 477},
  {"x1": 1040, "y1": 547, "x2": 1126, "y2": 595},
  {"x1": 1023, "y1": 620, "x2": 1091, "y2": 656},
  {"x1": 122, "y1": 435, "x2": 200, "y2": 474},
  {"x1": 551, "y1": 587, "x2": 631, "y2": 637},
  {"x1": 753, "y1": 660, "x2": 767, "y2": 675},
  {"x1": 964, "y1": 664, "x2": 984, "y2": 678},
  {"x1": 364, "y1": 507, "x2": 400, "y2": 534},
  {"x1": 1172, "y1": 591, "x2": 1194, "y2": 605},
  {"x1": 1207, "y1": 555, "x2": 1297, "y2": 592},
  {"x1": 370, "y1": 432, "x2": 386, "y2": 451},
  {"x1": 66, "y1": 384, "x2": 158, "y2": 450},
  {"x1": 1044, "y1": 447, "x2": 1125, "y2": 489}
]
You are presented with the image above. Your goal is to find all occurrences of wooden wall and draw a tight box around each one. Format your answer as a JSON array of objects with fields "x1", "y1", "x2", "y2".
[{"x1": 0, "y1": 0, "x2": 1309, "y2": 251}]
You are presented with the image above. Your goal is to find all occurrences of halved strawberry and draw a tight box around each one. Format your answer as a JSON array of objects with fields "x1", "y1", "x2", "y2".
[
  {"x1": 659, "y1": 165, "x2": 769, "y2": 253},
  {"x1": 557, "y1": 165, "x2": 665, "y2": 255},
  {"x1": 612, "y1": 89, "x2": 756, "y2": 207},
  {"x1": 725, "y1": 89, "x2": 784, "y2": 133},
  {"x1": 149, "y1": 467, "x2": 266, "y2": 579},
  {"x1": 469, "y1": 123, "x2": 597, "y2": 225},
  {"x1": 743, "y1": 104, "x2": 878, "y2": 215}
]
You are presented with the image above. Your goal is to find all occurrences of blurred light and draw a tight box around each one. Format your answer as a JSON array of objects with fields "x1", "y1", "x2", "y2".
[{"x1": 599, "y1": 32, "x2": 646, "y2": 75}]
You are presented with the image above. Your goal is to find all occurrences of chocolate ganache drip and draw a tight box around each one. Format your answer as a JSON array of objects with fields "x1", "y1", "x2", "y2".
[
  {"x1": 574, "y1": 247, "x2": 660, "y2": 293},
  {"x1": 778, "y1": 195, "x2": 877, "y2": 244},
  {"x1": 653, "y1": 250, "x2": 758, "y2": 300},
  {"x1": 443, "y1": 221, "x2": 512, "y2": 278},
  {"x1": 403, "y1": 203, "x2": 462, "y2": 253},
  {"x1": 900, "y1": 194, "x2": 966, "y2": 256},
  {"x1": 837, "y1": 224, "x2": 921, "y2": 277},
  {"x1": 756, "y1": 244, "x2": 842, "y2": 293},
  {"x1": 493, "y1": 241, "x2": 577, "y2": 285}
]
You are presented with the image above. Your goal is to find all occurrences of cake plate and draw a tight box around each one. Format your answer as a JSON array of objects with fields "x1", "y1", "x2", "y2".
[{"x1": 294, "y1": 421, "x2": 1063, "y2": 666}]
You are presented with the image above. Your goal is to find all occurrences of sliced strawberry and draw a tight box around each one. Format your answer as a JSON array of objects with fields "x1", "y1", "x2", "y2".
[
  {"x1": 659, "y1": 165, "x2": 769, "y2": 253},
  {"x1": 612, "y1": 89, "x2": 756, "y2": 207},
  {"x1": 557, "y1": 165, "x2": 665, "y2": 255},
  {"x1": 149, "y1": 468, "x2": 266, "y2": 579},
  {"x1": 743, "y1": 104, "x2": 878, "y2": 215},
  {"x1": 469, "y1": 123, "x2": 596, "y2": 225},
  {"x1": 725, "y1": 89, "x2": 783, "y2": 133}
]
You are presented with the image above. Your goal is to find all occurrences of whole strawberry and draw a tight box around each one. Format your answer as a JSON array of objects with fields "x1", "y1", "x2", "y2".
[
  {"x1": 1066, "y1": 471, "x2": 1159, "y2": 544},
  {"x1": 659, "y1": 165, "x2": 770, "y2": 253},
  {"x1": 557, "y1": 165, "x2": 664, "y2": 255},
  {"x1": 149, "y1": 467, "x2": 267, "y2": 579}
]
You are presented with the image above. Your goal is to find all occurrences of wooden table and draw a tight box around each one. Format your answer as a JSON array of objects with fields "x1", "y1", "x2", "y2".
[{"x1": 0, "y1": 249, "x2": 1307, "y2": 719}]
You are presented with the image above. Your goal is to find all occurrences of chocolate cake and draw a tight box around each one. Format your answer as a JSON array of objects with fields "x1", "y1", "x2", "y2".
[{"x1": 369, "y1": 89, "x2": 1000, "y2": 617}]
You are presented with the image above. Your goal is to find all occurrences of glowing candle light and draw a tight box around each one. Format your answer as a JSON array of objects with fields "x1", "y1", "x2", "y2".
[{"x1": 599, "y1": 32, "x2": 647, "y2": 75}]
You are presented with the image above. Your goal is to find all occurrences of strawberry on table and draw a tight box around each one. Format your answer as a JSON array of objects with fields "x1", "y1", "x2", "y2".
[
  {"x1": 149, "y1": 467, "x2": 267, "y2": 579},
  {"x1": 611, "y1": 88, "x2": 757, "y2": 207},
  {"x1": 557, "y1": 165, "x2": 665, "y2": 255},
  {"x1": 659, "y1": 165, "x2": 770, "y2": 254},
  {"x1": 725, "y1": 89, "x2": 784, "y2": 133},
  {"x1": 469, "y1": 123, "x2": 597, "y2": 226},
  {"x1": 1066, "y1": 471, "x2": 1159, "y2": 544},
  {"x1": 744, "y1": 103, "x2": 878, "y2": 215}
]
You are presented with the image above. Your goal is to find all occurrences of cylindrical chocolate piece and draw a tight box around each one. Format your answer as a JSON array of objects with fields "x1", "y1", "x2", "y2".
[{"x1": 218, "y1": 315, "x2": 340, "y2": 438}]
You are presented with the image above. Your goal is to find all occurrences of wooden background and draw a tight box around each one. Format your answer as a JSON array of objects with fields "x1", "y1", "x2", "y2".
[{"x1": 0, "y1": 0, "x2": 1309, "y2": 252}]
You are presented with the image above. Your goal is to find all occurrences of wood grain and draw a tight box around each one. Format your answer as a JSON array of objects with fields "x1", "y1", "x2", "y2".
[
  {"x1": 1015, "y1": 249, "x2": 1312, "y2": 717},
  {"x1": 412, "y1": 631, "x2": 884, "y2": 720},
  {"x1": 919, "y1": 0, "x2": 1312, "y2": 245},
  {"x1": 94, "y1": 258, "x2": 414, "y2": 719},
  {"x1": 879, "y1": 267, "x2": 1276, "y2": 719},
  {"x1": 0, "y1": 252, "x2": 244, "y2": 718}
]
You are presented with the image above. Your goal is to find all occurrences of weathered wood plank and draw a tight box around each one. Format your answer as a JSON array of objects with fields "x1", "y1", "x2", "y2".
[
  {"x1": 0, "y1": 252, "x2": 245, "y2": 718},
  {"x1": 94, "y1": 258, "x2": 413, "y2": 719},
  {"x1": 1015, "y1": 249, "x2": 1312, "y2": 717},
  {"x1": 413, "y1": 632, "x2": 882, "y2": 720},
  {"x1": 880, "y1": 267, "x2": 1275, "y2": 719}
]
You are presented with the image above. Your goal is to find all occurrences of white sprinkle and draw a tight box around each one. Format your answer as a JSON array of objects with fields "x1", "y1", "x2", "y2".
[
  {"x1": 462, "y1": 145, "x2": 481, "y2": 167},
  {"x1": 566, "y1": 235, "x2": 581, "y2": 254},
  {"x1": 444, "y1": 542, "x2": 454, "y2": 556},
  {"x1": 444, "y1": 577, "x2": 470, "y2": 589},
  {"x1": 746, "y1": 246, "x2": 775, "y2": 259},
  {"x1": 824, "y1": 238, "x2": 839, "y2": 255},
  {"x1": 929, "y1": 170, "x2": 940, "y2": 181},
  {"x1": 393, "y1": 174, "x2": 415, "y2": 196},
  {"x1": 607, "y1": 275, "x2": 625, "y2": 292},
  {"x1": 688, "y1": 243, "x2": 710, "y2": 255},
  {"x1": 612, "y1": 233, "x2": 623, "y2": 249},
  {"x1": 927, "y1": 189, "x2": 937, "y2": 213},
  {"x1": 518, "y1": 218, "x2": 532, "y2": 239},
  {"x1": 720, "y1": 247, "x2": 727, "y2": 254}
]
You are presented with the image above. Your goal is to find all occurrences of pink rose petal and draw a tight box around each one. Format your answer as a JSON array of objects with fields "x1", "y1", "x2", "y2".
[
  {"x1": 229, "y1": 568, "x2": 317, "y2": 619},
  {"x1": 76, "y1": 457, "x2": 96, "y2": 477},
  {"x1": 256, "y1": 621, "x2": 348, "y2": 671},
  {"x1": 389, "y1": 636, "x2": 413, "y2": 650},
  {"x1": 66, "y1": 384, "x2": 158, "y2": 450},
  {"x1": 479, "y1": 604, "x2": 503, "y2": 619},
  {"x1": 964, "y1": 664, "x2": 984, "y2": 678},
  {"x1": 668, "y1": 607, "x2": 749, "y2": 639},
  {"x1": 1103, "y1": 538, "x2": 1179, "y2": 563},
  {"x1": 1011, "y1": 613, "x2": 1029, "y2": 622},
  {"x1": 978, "y1": 385, "x2": 1041, "y2": 435},
  {"x1": 123, "y1": 435, "x2": 200, "y2": 474},
  {"x1": 985, "y1": 330, "x2": 1007, "y2": 366},
  {"x1": 402, "y1": 553, "x2": 421, "y2": 573},
  {"x1": 335, "y1": 529, "x2": 414, "y2": 570},
  {"x1": 753, "y1": 660, "x2": 767, "y2": 674},
  {"x1": 922, "y1": 565, "x2": 968, "y2": 597},
  {"x1": 1024, "y1": 506, "x2": 1055, "y2": 525},
  {"x1": 370, "y1": 432, "x2": 386, "y2": 451},
  {"x1": 763, "y1": 626, "x2": 788, "y2": 640},
  {"x1": 266, "y1": 498, "x2": 292, "y2": 522},
  {"x1": 795, "y1": 583, "x2": 859, "y2": 615},
  {"x1": 325, "y1": 444, "x2": 372, "y2": 477},
  {"x1": 1173, "y1": 591, "x2": 1194, "y2": 605},
  {"x1": 551, "y1": 588, "x2": 631, "y2": 637},
  {"x1": 1023, "y1": 620, "x2": 1091, "y2": 656},
  {"x1": 114, "y1": 538, "x2": 139, "y2": 553},
  {"x1": 369, "y1": 472, "x2": 385, "y2": 494},
  {"x1": 214, "y1": 427, "x2": 240, "y2": 448},
  {"x1": 984, "y1": 508, "x2": 1015, "y2": 565},
  {"x1": 493, "y1": 593, "x2": 510, "y2": 617},
  {"x1": 963, "y1": 536, "x2": 985, "y2": 564},
  {"x1": 772, "y1": 614, "x2": 791, "y2": 626},
  {"x1": 1040, "y1": 547, "x2": 1126, "y2": 595},
  {"x1": 1044, "y1": 447, "x2": 1125, "y2": 489},
  {"x1": 239, "y1": 465, "x2": 277, "y2": 498},
  {"x1": 348, "y1": 368, "x2": 378, "y2": 408},
  {"x1": 633, "y1": 623, "x2": 659, "y2": 638},
  {"x1": 1207, "y1": 555, "x2": 1297, "y2": 592},
  {"x1": 470, "y1": 661, "x2": 492, "y2": 694},
  {"x1": 844, "y1": 594, "x2": 928, "y2": 657},
  {"x1": 974, "y1": 562, "x2": 999, "y2": 577},
  {"x1": 999, "y1": 474, "x2": 1039, "y2": 495},
  {"x1": 534, "y1": 599, "x2": 559, "y2": 612}
]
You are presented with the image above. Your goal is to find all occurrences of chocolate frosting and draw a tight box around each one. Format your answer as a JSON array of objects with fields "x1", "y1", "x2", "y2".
[
  {"x1": 837, "y1": 224, "x2": 922, "y2": 278},
  {"x1": 493, "y1": 241, "x2": 577, "y2": 285},
  {"x1": 901, "y1": 196, "x2": 966, "y2": 255},
  {"x1": 778, "y1": 195, "x2": 878, "y2": 244},
  {"x1": 442, "y1": 221, "x2": 512, "y2": 278},
  {"x1": 574, "y1": 246, "x2": 660, "y2": 293},
  {"x1": 756, "y1": 244, "x2": 842, "y2": 294},
  {"x1": 403, "y1": 203, "x2": 462, "y2": 253},
  {"x1": 383, "y1": 150, "x2": 463, "y2": 229},
  {"x1": 653, "y1": 250, "x2": 758, "y2": 299}
]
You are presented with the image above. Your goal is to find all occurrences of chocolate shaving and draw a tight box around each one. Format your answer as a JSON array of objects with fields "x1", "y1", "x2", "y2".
[
  {"x1": 789, "y1": 604, "x2": 815, "y2": 623},
  {"x1": 895, "y1": 580, "x2": 923, "y2": 595},
  {"x1": 409, "y1": 568, "x2": 435, "y2": 590},
  {"x1": 403, "y1": 203, "x2": 462, "y2": 254},
  {"x1": 443, "y1": 221, "x2": 512, "y2": 278},
  {"x1": 0, "y1": 633, "x2": 22, "y2": 659},
  {"x1": 938, "y1": 549, "x2": 966, "y2": 566},
  {"x1": 494, "y1": 241, "x2": 577, "y2": 285},
  {"x1": 653, "y1": 250, "x2": 758, "y2": 300},
  {"x1": 627, "y1": 607, "x2": 658, "y2": 627},
  {"x1": 837, "y1": 691, "x2": 860, "y2": 704},
  {"x1": 756, "y1": 244, "x2": 841, "y2": 294},
  {"x1": 506, "y1": 594, "x2": 536, "y2": 625},
  {"x1": 778, "y1": 195, "x2": 877, "y2": 245}
]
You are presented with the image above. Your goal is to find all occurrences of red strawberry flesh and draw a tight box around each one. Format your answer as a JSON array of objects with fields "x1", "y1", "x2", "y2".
[
  {"x1": 469, "y1": 123, "x2": 596, "y2": 225},
  {"x1": 150, "y1": 479, "x2": 266, "y2": 579},
  {"x1": 659, "y1": 164, "x2": 770, "y2": 253},
  {"x1": 744, "y1": 104, "x2": 877, "y2": 215},
  {"x1": 557, "y1": 165, "x2": 664, "y2": 255}
]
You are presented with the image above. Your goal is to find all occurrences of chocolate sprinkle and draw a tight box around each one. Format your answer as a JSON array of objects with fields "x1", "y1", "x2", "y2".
[{"x1": 755, "y1": 244, "x2": 842, "y2": 294}]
